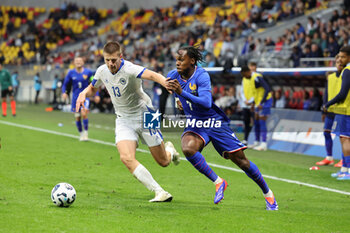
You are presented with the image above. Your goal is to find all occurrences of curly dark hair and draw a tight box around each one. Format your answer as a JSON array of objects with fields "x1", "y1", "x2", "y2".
[{"x1": 178, "y1": 46, "x2": 204, "y2": 65}]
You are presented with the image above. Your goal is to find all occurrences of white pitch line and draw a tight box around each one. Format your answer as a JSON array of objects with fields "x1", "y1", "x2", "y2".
[{"x1": 2, "y1": 120, "x2": 350, "y2": 196}]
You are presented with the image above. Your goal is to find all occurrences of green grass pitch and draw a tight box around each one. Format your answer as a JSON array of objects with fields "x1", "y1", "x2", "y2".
[{"x1": 1, "y1": 103, "x2": 350, "y2": 232}]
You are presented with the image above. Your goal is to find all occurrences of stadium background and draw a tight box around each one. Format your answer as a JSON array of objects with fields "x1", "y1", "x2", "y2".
[{"x1": 1, "y1": 0, "x2": 350, "y2": 232}]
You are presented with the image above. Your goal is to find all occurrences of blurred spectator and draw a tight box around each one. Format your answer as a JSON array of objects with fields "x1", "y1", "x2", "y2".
[
  {"x1": 274, "y1": 90, "x2": 286, "y2": 108},
  {"x1": 303, "y1": 91, "x2": 311, "y2": 109},
  {"x1": 328, "y1": 35, "x2": 340, "y2": 57},
  {"x1": 11, "y1": 71, "x2": 19, "y2": 100},
  {"x1": 214, "y1": 86, "x2": 237, "y2": 111},
  {"x1": 309, "y1": 88, "x2": 323, "y2": 111},
  {"x1": 51, "y1": 74, "x2": 59, "y2": 104},
  {"x1": 290, "y1": 46, "x2": 302, "y2": 67},
  {"x1": 34, "y1": 73, "x2": 41, "y2": 104}
]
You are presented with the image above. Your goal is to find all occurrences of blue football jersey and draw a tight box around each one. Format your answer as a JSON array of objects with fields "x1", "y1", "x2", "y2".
[
  {"x1": 167, "y1": 67, "x2": 229, "y2": 122},
  {"x1": 62, "y1": 68, "x2": 94, "y2": 99}
]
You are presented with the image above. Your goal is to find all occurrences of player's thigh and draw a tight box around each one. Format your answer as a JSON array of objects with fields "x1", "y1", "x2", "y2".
[
  {"x1": 116, "y1": 140, "x2": 138, "y2": 163},
  {"x1": 72, "y1": 97, "x2": 90, "y2": 112},
  {"x1": 140, "y1": 128, "x2": 163, "y2": 147},
  {"x1": 337, "y1": 115, "x2": 350, "y2": 138},
  {"x1": 181, "y1": 130, "x2": 207, "y2": 156},
  {"x1": 259, "y1": 99, "x2": 272, "y2": 118},
  {"x1": 139, "y1": 128, "x2": 168, "y2": 166},
  {"x1": 210, "y1": 123, "x2": 247, "y2": 158},
  {"x1": 1, "y1": 90, "x2": 8, "y2": 99},
  {"x1": 148, "y1": 141, "x2": 170, "y2": 167}
]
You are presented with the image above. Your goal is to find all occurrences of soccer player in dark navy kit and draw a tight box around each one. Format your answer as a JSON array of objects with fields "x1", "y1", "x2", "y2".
[
  {"x1": 62, "y1": 56, "x2": 94, "y2": 141},
  {"x1": 166, "y1": 46, "x2": 278, "y2": 210}
]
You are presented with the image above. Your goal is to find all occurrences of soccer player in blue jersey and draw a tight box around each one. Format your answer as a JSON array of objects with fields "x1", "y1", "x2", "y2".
[
  {"x1": 62, "y1": 56, "x2": 94, "y2": 141},
  {"x1": 317, "y1": 55, "x2": 344, "y2": 167},
  {"x1": 166, "y1": 46, "x2": 278, "y2": 210},
  {"x1": 240, "y1": 66, "x2": 273, "y2": 151},
  {"x1": 324, "y1": 46, "x2": 350, "y2": 180}
]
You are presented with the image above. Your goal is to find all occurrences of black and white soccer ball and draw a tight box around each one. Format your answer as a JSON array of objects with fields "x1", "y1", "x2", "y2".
[{"x1": 51, "y1": 182, "x2": 76, "y2": 207}]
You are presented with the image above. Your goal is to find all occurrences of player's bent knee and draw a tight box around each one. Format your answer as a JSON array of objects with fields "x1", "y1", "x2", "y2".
[
  {"x1": 227, "y1": 151, "x2": 250, "y2": 170},
  {"x1": 182, "y1": 146, "x2": 197, "y2": 157},
  {"x1": 156, "y1": 159, "x2": 170, "y2": 167},
  {"x1": 119, "y1": 154, "x2": 136, "y2": 167}
]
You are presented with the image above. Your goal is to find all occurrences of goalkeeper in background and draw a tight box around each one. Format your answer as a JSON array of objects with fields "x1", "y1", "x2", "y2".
[{"x1": 0, "y1": 61, "x2": 16, "y2": 117}]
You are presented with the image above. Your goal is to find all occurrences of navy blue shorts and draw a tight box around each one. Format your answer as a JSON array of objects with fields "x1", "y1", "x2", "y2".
[
  {"x1": 324, "y1": 113, "x2": 335, "y2": 131},
  {"x1": 182, "y1": 121, "x2": 247, "y2": 158},
  {"x1": 255, "y1": 98, "x2": 273, "y2": 116},
  {"x1": 336, "y1": 114, "x2": 350, "y2": 138},
  {"x1": 71, "y1": 97, "x2": 90, "y2": 112}
]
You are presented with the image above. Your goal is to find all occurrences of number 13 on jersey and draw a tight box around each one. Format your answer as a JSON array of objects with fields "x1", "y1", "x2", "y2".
[{"x1": 112, "y1": 86, "x2": 121, "y2": 97}]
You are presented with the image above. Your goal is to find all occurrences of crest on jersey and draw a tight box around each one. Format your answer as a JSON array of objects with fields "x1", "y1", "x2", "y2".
[
  {"x1": 119, "y1": 78, "x2": 126, "y2": 85},
  {"x1": 189, "y1": 83, "x2": 197, "y2": 91},
  {"x1": 83, "y1": 74, "x2": 88, "y2": 80}
]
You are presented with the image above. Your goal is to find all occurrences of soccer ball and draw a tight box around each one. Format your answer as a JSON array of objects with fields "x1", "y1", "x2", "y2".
[{"x1": 51, "y1": 182, "x2": 76, "y2": 207}]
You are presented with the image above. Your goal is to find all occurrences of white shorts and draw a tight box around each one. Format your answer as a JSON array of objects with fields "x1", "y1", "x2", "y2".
[{"x1": 115, "y1": 117, "x2": 163, "y2": 147}]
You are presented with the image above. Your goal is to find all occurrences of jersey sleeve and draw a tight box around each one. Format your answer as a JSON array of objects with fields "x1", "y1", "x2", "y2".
[
  {"x1": 255, "y1": 76, "x2": 271, "y2": 104},
  {"x1": 180, "y1": 72, "x2": 212, "y2": 109},
  {"x1": 166, "y1": 70, "x2": 177, "y2": 80},
  {"x1": 62, "y1": 70, "x2": 72, "y2": 94},
  {"x1": 91, "y1": 66, "x2": 104, "y2": 88},
  {"x1": 129, "y1": 63, "x2": 146, "y2": 79}
]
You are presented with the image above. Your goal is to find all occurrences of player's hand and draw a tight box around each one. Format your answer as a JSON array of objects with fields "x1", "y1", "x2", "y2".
[
  {"x1": 8, "y1": 86, "x2": 12, "y2": 91},
  {"x1": 166, "y1": 79, "x2": 182, "y2": 95},
  {"x1": 76, "y1": 92, "x2": 86, "y2": 113},
  {"x1": 62, "y1": 93, "x2": 68, "y2": 101},
  {"x1": 164, "y1": 78, "x2": 173, "y2": 94},
  {"x1": 321, "y1": 105, "x2": 328, "y2": 113},
  {"x1": 176, "y1": 100, "x2": 183, "y2": 111},
  {"x1": 258, "y1": 105, "x2": 263, "y2": 110},
  {"x1": 244, "y1": 100, "x2": 250, "y2": 105}
]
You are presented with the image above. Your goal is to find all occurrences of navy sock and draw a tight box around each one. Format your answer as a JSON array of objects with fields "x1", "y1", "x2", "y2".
[
  {"x1": 343, "y1": 155, "x2": 350, "y2": 168},
  {"x1": 244, "y1": 161, "x2": 269, "y2": 194},
  {"x1": 254, "y1": 119, "x2": 260, "y2": 141},
  {"x1": 323, "y1": 131, "x2": 333, "y2": 156},
  {"x1": 259, "y1": 119, "x2": 267, "y2": 142},
  {"x1": 83, "y1": 118, "x2": 89, "y2": 131},
  {"x1": 76, "y1": 121, "x2": 82, "y2": 132},
  {"x1": 186, "y1": 151, "x2": 218, "y2": 182}
]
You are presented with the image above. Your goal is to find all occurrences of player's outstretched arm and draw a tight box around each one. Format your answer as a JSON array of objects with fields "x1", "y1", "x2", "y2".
[
  {"x1": 140, "y1": 69, "x2": 167, "y2": 88},
  {"x1": 75, "y1": 84, "x2": 98, "y2": 112}
]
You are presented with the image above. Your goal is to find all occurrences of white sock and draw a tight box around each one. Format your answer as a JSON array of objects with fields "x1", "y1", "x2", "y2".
[
  {"x1": 214, "y1": 177, "x2": 223, "y2": 185},
  {"x1": 341, "y1": 166, "x2": 348, "y2": 173},
  {"x1": 263, "y1": 189, "x2": 274, "y2": 198},
  {"x1": 326, "y1": 156, "x2": 333, "y2": 161},
  {"x1": 132, "y1": 164, "x2": 163, "y2": 192},
  {"x1": 165, "y1": 145, "x2": 174, "y2": 160}
]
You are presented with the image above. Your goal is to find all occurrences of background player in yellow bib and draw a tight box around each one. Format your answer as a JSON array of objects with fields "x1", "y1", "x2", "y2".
[
  {"x1": 317, "y1": 55, "x2": 344, "y2": 167},
  {"x1": 324, "y1": 46, "x2": 350, "y2": 180},
  {"x1": 241, "y1": 66, "x2": 273, "y2": 151}
]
